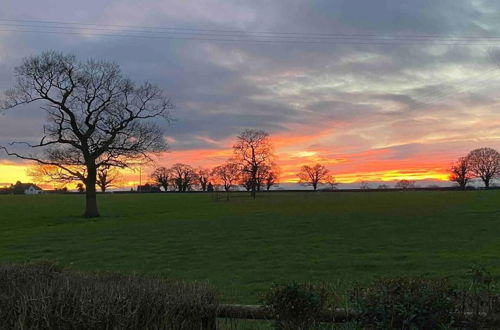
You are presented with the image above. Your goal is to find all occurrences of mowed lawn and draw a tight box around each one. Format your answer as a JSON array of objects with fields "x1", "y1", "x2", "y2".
[{"x1": 0, "y1": 191, "x2": 499, "y2": 303}]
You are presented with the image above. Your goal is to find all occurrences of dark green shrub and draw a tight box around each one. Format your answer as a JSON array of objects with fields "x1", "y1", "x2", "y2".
[
  {"x1": 351, "y1": 278, "x2": 456, "y2": 330},
  {"x1": 261, "y1": 282, "x2": 334, "y2": 330},
  {"x1": 0, "y1": 262, "x2": 218, "y2": 329}
]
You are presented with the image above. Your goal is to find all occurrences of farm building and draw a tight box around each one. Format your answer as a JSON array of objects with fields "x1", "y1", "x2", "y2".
[{"x1": 10, "y1": 181, "x2": 44, "y2": 195}]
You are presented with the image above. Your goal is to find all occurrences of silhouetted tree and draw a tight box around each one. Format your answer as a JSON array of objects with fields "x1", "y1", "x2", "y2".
[
  {"x1": 359, "y1": 181, "x2": 370, "y2": 190},
  {"x1": 151, "y1": 167, "x2": 171, "y2": 191},
  {"x1": 240, "y1": 173, "x2": 253, "y2": 191},
  {"x1": 11, "y1": 181, "x2": 25, "y2": 195},
  {"x1": 76, "y1": 183, "x2": 85, "y2": 193},
  {"x1": 264, "y1": 166, "x2": 280, "y2": 191},
  {"x1": 212, "y1": 162, "x2": 240, "y2": 191},
  {"x1": 466, "y1": 147, "x2": 500, "y2": 188},
  {"x1": 233, "y1": 129, "x2": 273, "y2": 198},
  {"x1": 96, "y1": 167, "x2": 120, "y2": 193},
  {"x1": 395, "y1": 179, "x2": 416, "y2": 190},
  {"x1": 170, "y1": 163, "x2": 195, "y2": 192},
  {"x1": 449, "y1": 156, "x2": 473, "y2": 190},
  {"x1": 0, "y1": 51, "x2": 172, "y2": 217},
  {"x1": 195, "y1": 167, "x2": 211, "y2": 191},
  {"x1": 377, "y1": 184, "x2": 390, "y2": 189},
  {"x1": 326, "y1": 175, "x2": 339, "y2": 190},
  {"x1": 297, "y1": 164, "x2": 329, "y2": 191}
]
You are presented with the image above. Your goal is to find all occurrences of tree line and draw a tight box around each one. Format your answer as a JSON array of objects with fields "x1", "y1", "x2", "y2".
[{"x1": 149, "y1": 129, "x2": 280, "y2": 197}]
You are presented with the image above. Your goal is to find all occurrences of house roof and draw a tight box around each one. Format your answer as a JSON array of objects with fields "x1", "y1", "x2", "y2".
[{"x1": 14, "y1": 183, "x2": 43, "y2": 191}]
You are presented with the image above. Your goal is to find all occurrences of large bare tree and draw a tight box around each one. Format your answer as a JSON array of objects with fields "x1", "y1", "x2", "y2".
[
  {"x1": 0, "y1": 51, "x2": 172, "y2": 217},
  {"x1": 233, "y1": 129, "x2": 273, "y2": 198},
  {"x1": 466, "y1": 147, "x2": 500, "y2": 188},
  {"x1": 449, "y1": 156, "x2": 473, "y2": 190},
  {"x1": 297, "y1": 164, "x2": 329, "y2": 191}
]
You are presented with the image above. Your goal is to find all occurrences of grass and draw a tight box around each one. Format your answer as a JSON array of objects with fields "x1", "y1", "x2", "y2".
[{"x1": 0, "y1": 190, "x2": 499, "y2": 304}]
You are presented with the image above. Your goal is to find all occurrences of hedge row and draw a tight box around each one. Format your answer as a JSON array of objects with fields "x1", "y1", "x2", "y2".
[
  {"x1": 0, "y1": 262, "x2": 218, "y2": 329},
  {"x1": 1, "y1": 262, "x2": 499, "y2": 329}
]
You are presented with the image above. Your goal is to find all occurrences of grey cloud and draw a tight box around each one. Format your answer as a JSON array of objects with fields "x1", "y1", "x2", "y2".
[{"x1": 1, "y1": 0, "x2": 500, "y2": 163}]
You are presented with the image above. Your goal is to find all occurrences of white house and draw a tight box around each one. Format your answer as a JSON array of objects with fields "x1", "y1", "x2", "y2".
[{"x1": 24, "y1": 184, "x2": 43, "y2": 195}]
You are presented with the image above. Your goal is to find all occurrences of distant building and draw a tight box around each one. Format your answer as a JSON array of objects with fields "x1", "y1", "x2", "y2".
[
  {"x1": 11, "y1": 181, "x2": 44, "y2": 195},
  {"x1": 24, "y1": 184, "x2": 43, "y2": 195},
  {"x1": 137, "y1": 183, "x2": 161, "y2": 193}
]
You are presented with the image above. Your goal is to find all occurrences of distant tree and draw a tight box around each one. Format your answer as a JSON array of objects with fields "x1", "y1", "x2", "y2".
[
  {"x1": 359, "y1": 181, "x2": 371, "y2": 190},
  {"x1": 151, "y1": 167, "x2": 171, "y2": 191},
  {"x1": 253, "y1": 163, "x2": 279, "y2": 191},
  {"x1": 377, "y1": 184, "x2": 390, "y2": 189},
  {"x1": 240, "y1": 172, "x2": 253, "y2": 191},
  {"x1": 395, "y1": 179, "x2": 416, "y2": 190},
  {"x1": 11, "y1": 181, "x2": 25, "y2": 195},
  {"x1": 297, "y1": 164, "x2": 329, "y2": 191},
  {"x1": 449, "y1": 156, "x2": 473, "y2": 190},
  {"x1": 466, "y1": 148, "x2": 500, "y2": 188},
  {"x1": 207, "y1": 182, "x2": 214, "y2": 192},
  {"x1": 96, "y1": 167, "x2": 120, "y2": 193},
  {"x1": 212, "y1": 162, "x2": 240, "y2": 192},
  {"x1": 325, "y1": 175, "x2": 339, "y2": 190},
  {"x1": 233, "y1": 129, "x2": 273, "y2": 198},
  {"x1": 0, "y1": 51, "x2": 172, "y2": 217},
  {"x1": 170, "y1": 163, "x2": 196, "y2": 192},
  {"x1": 264, "y1": 165, "x2": 280, "y2": 191},
  {"x1": 76, "y1": 183, "x2": 85, "y2": 193},
  {"x1": 195, "y1": 168, "x2": 211, "y2": 191}
]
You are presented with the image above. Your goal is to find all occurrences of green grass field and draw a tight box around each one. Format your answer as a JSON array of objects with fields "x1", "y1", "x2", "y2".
[{"x1": 0, "y1": 191, "x2": 499, "y2": 303}]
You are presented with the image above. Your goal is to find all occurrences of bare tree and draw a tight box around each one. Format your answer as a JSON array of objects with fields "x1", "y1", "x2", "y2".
[
  {"x1": 297, "y1": 164, "x2": 329, "y2": 191},
  {"x1": 359, "y1": 181, "x2": 370, "y2": 191},
  {"x1": 170, "y1": 163, "x2": 195, "y2": 192},
  {"x1": 395, "y1": 179, "x2": 416, "y2": 190},
  {"x1": 466, "y1": 147, "x2": 500, "y2": 188},
  {"x1": 0, "y1": 51, "x2": 172, "y2": 217},
  {"x1": 212, "y1": 162, "x2": 240, "y2": 192},
  {"x1": 96, "y1": 167, "x2": 120, "y2": 193},
  {"x1": 76, "y1": 183, "x2": 85, "y2": 193},
  {"x1": 195, "y1": 167, "x2": 211, "y2": 191},
  {"x1": 326, "y1": 175, "x2": 339, "y2": 190},
  {"x1": 449, "y1": 156, "x2": 473, "y2": 190},
  {"x1": 264, "y1": 165, "x2": 280, "y2": 191},
  {"x1": 233, "y1": 129, "x2": 273, "y2": 198},
  {"x1": 151, "y1": 166, "x2": 171, "y2": 192}
]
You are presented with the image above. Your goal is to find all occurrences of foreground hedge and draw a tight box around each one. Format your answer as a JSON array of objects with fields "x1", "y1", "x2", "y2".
[{"x1": 0, "y1": 262, "x2": 218, "y2": 330}]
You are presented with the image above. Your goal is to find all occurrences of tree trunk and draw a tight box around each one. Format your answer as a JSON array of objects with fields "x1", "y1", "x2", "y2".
[
  {"x1": 313, "y1": 183, "x2": 317, "y2": 191},
  {"x1": 484, "y1": 177, "x2": 490, "y2": 188},
  {"x1": 84, "y1": 164, "x2": 100, "y2": 218}
]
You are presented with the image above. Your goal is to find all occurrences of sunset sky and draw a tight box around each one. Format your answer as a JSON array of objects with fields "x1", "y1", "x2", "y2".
[{"x1": 1, "y1": 1, "x2": 500, "y2": 188}]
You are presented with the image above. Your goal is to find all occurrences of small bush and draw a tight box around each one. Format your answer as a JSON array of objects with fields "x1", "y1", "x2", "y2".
[
  {"x1": 351, "y1": 278, "x2": 456, "y2": 330},
  {"x1": 261, "y1": 282, "x2": 334, "y2": 330},
  {"x1": 0, "y1": 262, "x2": 219, "y2": 329}
]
